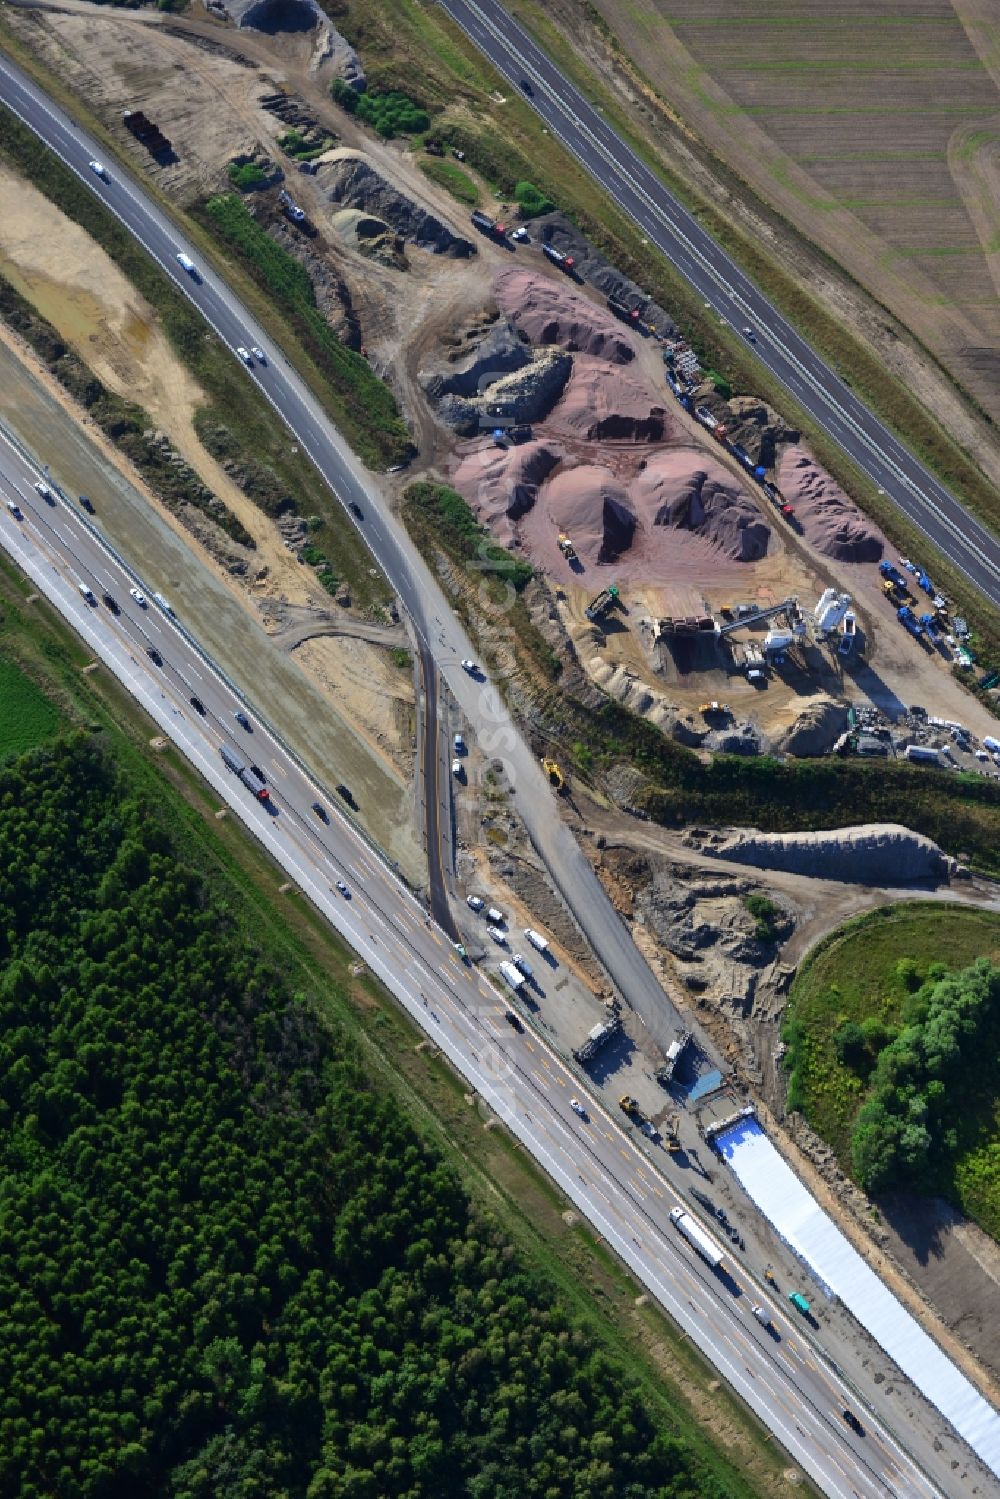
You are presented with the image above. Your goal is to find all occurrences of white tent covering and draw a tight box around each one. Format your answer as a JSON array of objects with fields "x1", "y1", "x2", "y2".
[{"x1": 717, "y1": 1117, "x2": 1000, "y2": 1479}]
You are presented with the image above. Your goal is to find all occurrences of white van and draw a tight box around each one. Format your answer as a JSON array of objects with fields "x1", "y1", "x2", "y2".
[
  {"x1": 175, "y1": 252, "x2": 199, "y2": 278},
  {"x1": 486, "y1": 906, "x2": 504, "y2": 924}
]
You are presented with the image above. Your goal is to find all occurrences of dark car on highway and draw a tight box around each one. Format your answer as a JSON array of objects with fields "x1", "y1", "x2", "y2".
[
  {"x1": 102, "y1": 593, "x2": 120, "y2": 615},
  {"x1": 504, "y1": 1010, "x2": 524, "y2": 1032},
  {"x1": 841, "y1": 1409, "x2": 864, "y2": 1437},
  {"x1": 234, "y1": 711, "x2": 252, "y2": 732},
  {"x1": 349, "y1": 502, "x2": 363, "y2": 519},
  {"x1": 79, "y1": 494, "x2": 95, "y2": 515},
  {"x1": 336, "y1": 782, "x2": 356, "y2": 808},
  {"x1": 519, "y1": 78, "x2": 533, "y2": 95},
  {"x1": 311, "y1": 801, "x2": 330, "y2": 823},
  {"x1": 146, "y1": 647, "x2": 162, "y2": 666},
  {"x1": 189, "y1": 696, "x2": 206, "y2": 715}
]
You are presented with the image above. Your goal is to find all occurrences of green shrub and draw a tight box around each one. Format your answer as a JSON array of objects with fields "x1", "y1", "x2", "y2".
[
  {"x1": 332, "y1": 79, "x2": 430, "y2": 138},
  {"x1": 227, "y1": 160, "x2": 268, "y2": 190},
  {"x1": 743, "y1": 892, "x2": 780, "y2": 942},
  {"x1": 514, "y1": 179, "x2": 555, "y2": 218},
  {"x1": 390, "y1": 646, "x2": 413, "y2": 669}
]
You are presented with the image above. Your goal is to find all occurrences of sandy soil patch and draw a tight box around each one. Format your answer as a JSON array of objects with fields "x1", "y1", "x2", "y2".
[{"x1": 292, "y1": 634, "x2": 416, "y2": 780}]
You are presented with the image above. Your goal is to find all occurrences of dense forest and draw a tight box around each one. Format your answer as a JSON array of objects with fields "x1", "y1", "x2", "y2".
[{"x1": 0, "y1": 736, "x2": 735, "y2": 1499}]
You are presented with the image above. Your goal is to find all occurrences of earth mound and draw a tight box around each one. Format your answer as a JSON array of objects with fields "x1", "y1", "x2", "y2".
[
  {"x1": 704, "y1": 824, "x2": 948, "y2": 885},
  {"x1": 451, "y1": 440, "x2": 564, "y2": 543},
  {"x1": 777, "y1": 696, "x2": 850, "y2": 757},
  {"x1": 548, "y1": 356, "x2": 672, "y2": 443},
  {"x1": 495, "y1": 268, "x2": 636, "y2": 364},
  {"x1": 778, "y1": 448, "x2": 884, "y2": 563},
  {"x1": 633, "y1": 452, "x2": 771, "y2": 562},
  {"x1": 543, "y1": 466, "x2": 635, "y2": 564},
  {"x1": 317, "y1": 154, "x2": 475, "y2": 257}
]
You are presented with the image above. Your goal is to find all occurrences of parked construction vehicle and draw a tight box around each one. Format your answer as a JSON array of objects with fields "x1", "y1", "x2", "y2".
[
  {"x1": 557, "y1": 532, "x2": 577, "y2": 562},
  {"x1": 542, "y1": 758, "x2": 566, "y2": 792},
  {"x1": 699, "y1": 701, "x2": 730, "y2": 717},
  {"x1": 619, "y1": 1094, "x2": 641, "y2": 1117},
  {"x1": 585, "y1": 584, "x2": 620, "y2": 622},
  {"x1": 663, "y1": 1114, "x2": 681, "y2": 1153},
  {"x1": 542, "y1": 243, "x2": 575, "y2": 273}
]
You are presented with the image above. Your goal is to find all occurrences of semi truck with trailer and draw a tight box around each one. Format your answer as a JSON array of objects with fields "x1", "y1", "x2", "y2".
[
  {"x1": 669, "y1": 1207, "x2": 724, "y2": 1270},
  {"x1": 524, "y1": 928, "x2": 549, "y2": 953},
  {"x1": 220, "y1": 743, "x2": 270, "y2": 802},
  {"x1": 542, "y1": 242, "x2": 575, "y2": 273}
]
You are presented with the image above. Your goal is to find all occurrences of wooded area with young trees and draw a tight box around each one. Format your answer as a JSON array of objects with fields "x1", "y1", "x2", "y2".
[
  {"x1": 0, "y1": 736, "x2": 736, "y2": 1499},
  {"x1": 849, "y1": 958, "x2": 1000, "y2": 1231}
]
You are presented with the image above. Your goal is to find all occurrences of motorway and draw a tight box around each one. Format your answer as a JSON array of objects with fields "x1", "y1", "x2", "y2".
[
  {"x1": 438, "y1": 0, "x2": 1000, "y2": 612},
  {"x1": 0, "y1": 50, "x2": 703, "y2": 1066},
  {"x1": 0, "y1": 431, "x2": 940, "y2": 1499},
  {"x1": 0, "y1": 47, "x2": 985, "y2": 1497}
]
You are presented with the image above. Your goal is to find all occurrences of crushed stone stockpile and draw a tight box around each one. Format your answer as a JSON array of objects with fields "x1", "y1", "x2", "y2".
[
  {"x1": 778, "y1": 448, "x2": 885, "y2": 563},
  {"x1": 453, "y1": 441, "x2": 772, "y2": 578},
  {"x1": 495, "y1": 268, "x2": 637, "y2": 364},
  {"x1": 633, "y1": 452, "x2": 771, "y2": 563},
  {"x1": 528, "y1": 213, "x2": 678, "y2": 339},
  {"x1": 543, "y1": 465, "x2": 634, "y2": 564},
  {"x1": 702, "y1": 824, "x2": 948, "y2": 885},
  {"x1": 317, "y1": 153, "x2": 475, "y2": 257},
  {"x1": 547, "y1": 356, "x2": 673, "y2": 444},
  {"x1": 451, "y1": 440, "x2": 564, "y2": 544}
]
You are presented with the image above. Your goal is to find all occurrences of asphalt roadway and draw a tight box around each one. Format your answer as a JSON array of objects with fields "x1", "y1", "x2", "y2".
[
  {"x1": 0, "y1": 52, "x2": 703, "y2": 1066},
  {"x1": 439, "y1": 0, "x2": 1000, "y2": 612},
  {"x1": 0, "y1": 431, "x2": 942, "y2": 1499}
]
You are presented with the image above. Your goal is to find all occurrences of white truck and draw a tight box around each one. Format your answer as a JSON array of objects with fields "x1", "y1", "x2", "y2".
[
  {"x1": 498, "y1": 960, "x2": 525, "y2": 992},
  {"x1": 669, "y1": 1207, "x2": 724, "y2": 1270},
  {"x1": 524, "y1": 928, "x2": 549, "y2": 953}
]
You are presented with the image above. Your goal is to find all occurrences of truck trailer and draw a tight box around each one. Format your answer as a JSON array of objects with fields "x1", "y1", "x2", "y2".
[
  {"x1": 220, "y1": 743, "x2": 270, "y2": 801},
  {"x1": 669, "y1": 1208, "x2": 724, "y2": 1270}
]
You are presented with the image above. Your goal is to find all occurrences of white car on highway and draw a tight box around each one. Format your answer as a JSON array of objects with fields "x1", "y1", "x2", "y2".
[
  {"x1": 251, "y1": 345, "x2": 266, "y2": 364},
  {"x1": 236, "y1": 346, "x2": 253, "y2": 367},
  {"x1": 570, "y1": 1098, "x2": 588, "y2": 1119},
  {"x1": 129, "y1": 587, "x2": 147, "y2": 608},
  {"x1": 88, "y1": 159, "x2": 108, "y2": 181}
]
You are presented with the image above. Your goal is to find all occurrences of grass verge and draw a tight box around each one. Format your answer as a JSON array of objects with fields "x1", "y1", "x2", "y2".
[
  {"x1": 0, "y1": 549, "x2": 798, "y2": 1498},
  {"x1": 417, "y1": 153, "x2": 480, "y2": 205}
]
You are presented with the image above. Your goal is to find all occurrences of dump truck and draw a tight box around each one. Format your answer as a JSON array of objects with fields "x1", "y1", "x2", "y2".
[
  {"x1": 669, "y1": 1208, "x2": 724, "y2": 1270},
  {"x1": 585, "y1": 584, "x2": 620, "y2": 622},
  {"x1": 542, "y1": 242, "x2": 575, "y2": 272},
  {"x1": 608, "y1": 295, "x2": 641, "y2": 323},
  {"x1": 470, "y1": 209, "x2": 506, "y2": 241},
  {"x1": 542, "y1": 758, "x2": 566, "y2": 792},
  {"x1": 220, "y1": 744, "x2": 270, "y2": 802}
]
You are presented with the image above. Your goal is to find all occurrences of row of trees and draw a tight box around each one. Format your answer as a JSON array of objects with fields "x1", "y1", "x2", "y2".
[
  {"x1": 850, "y1": 958, "x2": 1000, "y2": 1199},
  {"x1": 0, "y1": 736, "x2": 737, "y2": 1498}
]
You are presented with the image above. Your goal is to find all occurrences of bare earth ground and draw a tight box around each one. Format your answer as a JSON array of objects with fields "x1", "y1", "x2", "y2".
[{"x1": 0, "y1": 170, "x2": 424, "y2": 879}]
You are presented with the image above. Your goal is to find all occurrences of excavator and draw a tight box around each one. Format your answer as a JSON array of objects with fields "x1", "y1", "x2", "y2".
[{"x1": 542, "y1": 758, "x2": 566, "y2": 793}]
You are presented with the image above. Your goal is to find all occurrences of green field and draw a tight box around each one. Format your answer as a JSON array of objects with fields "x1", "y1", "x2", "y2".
[
  {"x1": 782, "y1": 904, "x2": 1000, "y2": 1228},
  {"x1": 0, "y1": 651, "x2": 61, "y2": 756}
]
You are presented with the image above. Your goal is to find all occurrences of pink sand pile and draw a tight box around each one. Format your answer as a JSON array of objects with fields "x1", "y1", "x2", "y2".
[
  {"x1": 546, "y1": 356, "x2": 673, "y2": 444},
  {"x1": 495, "y1": 268, "x2": 636, "y2": 364},
  {"x1": 778, "y1": 447, "x2": 885, "y2": 563},
  {"x1": 451, "y1": 439, "x2": 564, "y2": 543},
  {"x1": 634, "y1": 451, "x2": 771, "y2": 562},
  {"x1": 543, "y1": 465, "x2": 635, "y2": 564}
]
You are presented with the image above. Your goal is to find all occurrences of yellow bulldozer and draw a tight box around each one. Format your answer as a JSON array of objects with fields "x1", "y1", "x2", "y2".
[{"x1": 542, "y1": 758, "x2": 566, "y2": 793}]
